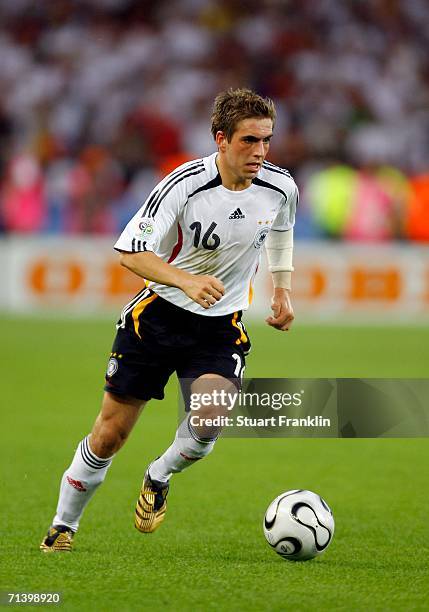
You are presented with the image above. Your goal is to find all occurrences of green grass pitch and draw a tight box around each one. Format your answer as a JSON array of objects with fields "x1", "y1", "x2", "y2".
[{"x1": 1, "y1": 316, "x2": 428, "y2": 611}]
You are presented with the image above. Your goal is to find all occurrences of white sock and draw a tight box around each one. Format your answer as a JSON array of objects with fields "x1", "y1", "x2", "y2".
[
  {"x1": 52, "y1": 435, "x2": 114, "y2": 532},
  {"x1": 149, "y1": 417, "x2": 216, "y2": 483}
]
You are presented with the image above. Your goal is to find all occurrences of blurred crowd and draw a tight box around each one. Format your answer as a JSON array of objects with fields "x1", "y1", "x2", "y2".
[{"x1": 0, "y1": 0, "x2": 428, "y2": 240}]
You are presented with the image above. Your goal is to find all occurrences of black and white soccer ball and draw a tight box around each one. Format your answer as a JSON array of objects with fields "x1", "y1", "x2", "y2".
[{"x1": 263, "y1": 489, "x2": 335, "y2": 561}]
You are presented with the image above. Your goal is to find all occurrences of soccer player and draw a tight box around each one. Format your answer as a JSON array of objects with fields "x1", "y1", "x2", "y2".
[{"x1": 40, "y1": 88, "x2": 298, "y2": 552}]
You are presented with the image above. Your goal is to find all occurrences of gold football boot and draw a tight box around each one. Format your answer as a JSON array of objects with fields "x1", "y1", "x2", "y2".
[
  {"x1": 40, "y1": 525, "x2": 74, "y2": 552},
  {"x1": 134, "y1": 469, "x2": 169, "y2": 533}
]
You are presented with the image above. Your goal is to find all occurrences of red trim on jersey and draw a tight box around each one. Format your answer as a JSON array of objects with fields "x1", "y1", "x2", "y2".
[{"x1": 167, "y1": 223, "x2": 183, "y2": 263}]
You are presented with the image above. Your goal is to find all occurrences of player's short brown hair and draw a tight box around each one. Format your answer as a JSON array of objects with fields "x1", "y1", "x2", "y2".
[{"x1": 211, "y1": 88, "x2": 276, "y2": 142}]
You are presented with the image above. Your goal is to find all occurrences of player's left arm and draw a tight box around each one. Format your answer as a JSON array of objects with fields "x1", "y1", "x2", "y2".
[
  {"x1": 264, "y1": 181, "x2": 298, "y2": 332},
  {"x1": 265, "y1": 228, "x2": 295, "y2": 331}
]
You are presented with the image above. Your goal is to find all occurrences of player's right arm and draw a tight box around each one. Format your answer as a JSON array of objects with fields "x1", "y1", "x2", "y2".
[
  {"x1": 118, "y1": 250, "x2": 224, "y2": 309},
  {"x1": 114, "y1": 164, "x2": 224, "y2": 309}
]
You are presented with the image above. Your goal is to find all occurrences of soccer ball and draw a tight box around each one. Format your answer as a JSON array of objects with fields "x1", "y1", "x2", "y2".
[{"x1": 263, "y1": 489, "x2": 334, "y2": 561}]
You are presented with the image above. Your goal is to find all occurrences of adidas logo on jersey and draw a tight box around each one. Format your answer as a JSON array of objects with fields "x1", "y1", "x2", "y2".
[{"x1": 229, "y1": 208, "x2": 245, "y2": 219}]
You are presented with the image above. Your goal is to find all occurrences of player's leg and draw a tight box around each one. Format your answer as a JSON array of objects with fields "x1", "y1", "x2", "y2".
[
  {"x1": 90, "y1": 391, "x2": 145, "y2": 457},
  {"x1": 149, "y1": 373, "x2": 235, "y2": 480},
  {"x1": 134, "y1": 305, "x2": 249, "y2": 534},
  {"x1": 40, "y1": 392, "x2": 145, "y2": 552},
  {"x1": 135, "y1": 373, "x2": 239, "y2": 534}
]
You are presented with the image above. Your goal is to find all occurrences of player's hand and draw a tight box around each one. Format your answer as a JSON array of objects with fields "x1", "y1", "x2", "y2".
[
  {"x1": 180, "y1": 274, "x2": 225, "y2": 309},
  {"x1": 266, "y1": 289, "x2": 294, "y2": 331}
]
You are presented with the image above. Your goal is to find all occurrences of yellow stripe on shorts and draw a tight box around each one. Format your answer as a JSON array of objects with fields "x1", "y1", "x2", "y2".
[
  {"x1": 231, "y1": 311, "x2": 248, "y2": 345},
  {"x1": 132, "y1": 292, "x2": 158, "y2": 338}
]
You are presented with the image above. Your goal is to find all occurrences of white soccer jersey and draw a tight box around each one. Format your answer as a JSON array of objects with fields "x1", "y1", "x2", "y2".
[{"x1": 114, "y1": 153, "x2": 298, "y2": 316}]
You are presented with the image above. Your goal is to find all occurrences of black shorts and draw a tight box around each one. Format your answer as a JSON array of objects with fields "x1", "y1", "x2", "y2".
[{"x1": 104, "y1": 291, "x2": 251, "y2": 401}]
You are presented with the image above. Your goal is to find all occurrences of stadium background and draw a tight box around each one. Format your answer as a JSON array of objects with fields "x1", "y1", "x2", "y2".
[{"x1": 1, "y1": 1, "x2": 428, "y2": 610}]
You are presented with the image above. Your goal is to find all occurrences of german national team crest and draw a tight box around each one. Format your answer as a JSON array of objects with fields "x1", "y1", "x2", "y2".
[
  {"x1": 253, "y1": 227, "x2": 269, "y2": 249},
  {"x1": 106, "y1": 357, "x2": 118, "y2": 377}
]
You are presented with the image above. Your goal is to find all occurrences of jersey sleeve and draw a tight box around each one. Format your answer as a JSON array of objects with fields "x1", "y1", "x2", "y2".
[
  {"x1": 271, "y1": 182, "x2": 299, "y2": 231},
  {"x1": 114, "y1": 181, "x2": 184, "y2": 254}
]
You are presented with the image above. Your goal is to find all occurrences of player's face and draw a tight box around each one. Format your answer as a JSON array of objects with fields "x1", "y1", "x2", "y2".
[{"x1": 216, "y1": 117, "x2": 273, "y2": 188}]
